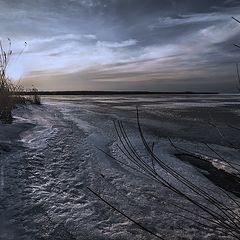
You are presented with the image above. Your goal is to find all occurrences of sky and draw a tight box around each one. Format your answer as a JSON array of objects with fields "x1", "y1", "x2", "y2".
[{"x1": 1, "y1": 0, "x2": 240, "y2": 92}]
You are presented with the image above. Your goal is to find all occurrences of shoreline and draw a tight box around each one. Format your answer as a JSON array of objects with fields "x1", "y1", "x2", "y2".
[
  {"x1": 15, "y1": 91, "x2": 220, "y2": 96},
  {"x1": 0, "y1": 96, "x2": 239, "y2": 240}
]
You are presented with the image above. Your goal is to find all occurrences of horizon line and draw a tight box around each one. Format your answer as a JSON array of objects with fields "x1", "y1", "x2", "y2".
[{"x1": 15, "y1": 90, "x2": 221, "y2": 96}]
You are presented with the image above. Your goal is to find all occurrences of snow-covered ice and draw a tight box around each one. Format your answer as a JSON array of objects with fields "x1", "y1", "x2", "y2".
[{"x1": 0, "y1": 94, "x2": 239, "y2": 240}]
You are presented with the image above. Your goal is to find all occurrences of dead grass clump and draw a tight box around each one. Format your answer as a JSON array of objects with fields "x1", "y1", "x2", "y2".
[
  {"x1": 29, "y1": 86, "x2": 41, "y2": 105},
  {"x1": 0, "y1": 39, "x2": 39, "y2": 123},
  {"x1": 0, "y1": 39, "x2": 15, "y2": 123}
]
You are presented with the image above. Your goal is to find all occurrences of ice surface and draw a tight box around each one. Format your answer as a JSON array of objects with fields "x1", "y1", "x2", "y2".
[{"x1": 0, "y1": 94, "x2": 239, "y2": 240}]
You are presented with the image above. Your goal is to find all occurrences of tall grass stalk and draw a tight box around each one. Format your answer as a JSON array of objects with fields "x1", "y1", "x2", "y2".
[
  {"x1": 0, "y1": 39, "x2": 39, "y2": 123},
  {"x1": 0, "y1": 39, "x2": 14, "y2": 123},
  {"x1": 95, "y1": 108, "x2": 240, "y2": 239}
]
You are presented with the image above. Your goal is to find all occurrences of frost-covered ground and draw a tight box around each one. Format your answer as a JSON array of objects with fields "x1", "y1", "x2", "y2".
[{"x1": 0, "y1": 94, "x2": 240, "y2": 240}]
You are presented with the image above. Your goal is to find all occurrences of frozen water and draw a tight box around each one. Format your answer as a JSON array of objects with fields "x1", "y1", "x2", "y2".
[{"x1": 0, "y1": 94, "x2": 239, "y2": 240}]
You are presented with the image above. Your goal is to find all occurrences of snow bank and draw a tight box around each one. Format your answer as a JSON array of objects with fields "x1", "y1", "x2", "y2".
[{"x1": 0, "y1": 108, "x2": 35, "y2": 154}]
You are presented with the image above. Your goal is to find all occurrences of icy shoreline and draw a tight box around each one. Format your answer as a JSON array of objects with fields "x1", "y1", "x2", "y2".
[
  {"x1": 0, "y1": 95, "x2": 239, "y2": 240},
  {"x1": 0, "y1": 116, "x2": 34, "y2": 153}
]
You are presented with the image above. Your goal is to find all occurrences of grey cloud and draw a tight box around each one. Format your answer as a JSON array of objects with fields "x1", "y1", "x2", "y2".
[
  {"x1": 97, "y1": 39, "x2": 137, "y2": 48},
  {"x1": 1, "y1": 0, "x2": 240, "y2": 91}
]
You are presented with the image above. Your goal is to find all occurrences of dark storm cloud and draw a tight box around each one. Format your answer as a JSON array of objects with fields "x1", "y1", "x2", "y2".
[{"x1": 1, "y1": 0, "x2": 240, "y2": 91}]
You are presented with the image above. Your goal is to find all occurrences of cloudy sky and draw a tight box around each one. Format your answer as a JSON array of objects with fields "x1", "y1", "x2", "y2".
[{"x1": 1, "y1": 0, "x2": 240, "y2": 92}]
